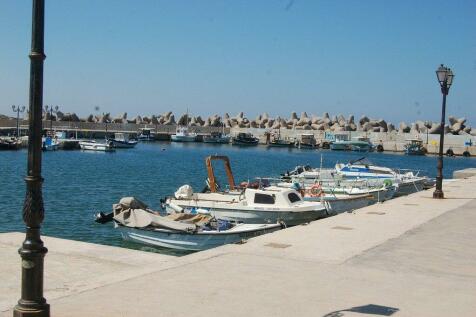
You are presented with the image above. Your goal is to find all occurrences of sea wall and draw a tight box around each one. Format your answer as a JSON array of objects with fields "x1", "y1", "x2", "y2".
[{"x1": 1, "y1": 118, "x2": 475, "y2": 155}]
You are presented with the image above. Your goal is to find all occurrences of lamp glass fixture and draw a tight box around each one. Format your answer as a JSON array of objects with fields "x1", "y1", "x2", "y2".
[{"x1": 436, "y1": 64, "x2": 448, "y2": 85}]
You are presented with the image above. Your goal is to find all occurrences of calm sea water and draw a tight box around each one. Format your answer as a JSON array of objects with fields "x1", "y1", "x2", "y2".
[{"x1": 1, "y1": 143, "x2": 474, "y2": 254}]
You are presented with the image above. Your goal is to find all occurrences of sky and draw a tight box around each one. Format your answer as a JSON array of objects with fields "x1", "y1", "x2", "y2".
[{"x1": 0, "y1": 0, "x2": 475, "y2": 126}]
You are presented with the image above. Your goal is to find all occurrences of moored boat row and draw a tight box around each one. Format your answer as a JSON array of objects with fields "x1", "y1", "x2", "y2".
[{"x1": 96, "y1": 155, "x2": 434, "y2": 252}]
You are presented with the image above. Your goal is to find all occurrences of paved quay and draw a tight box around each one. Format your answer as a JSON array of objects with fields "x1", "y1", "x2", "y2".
[{"x1": 1, "y1": 172, "x2": 476, "y2": 316}]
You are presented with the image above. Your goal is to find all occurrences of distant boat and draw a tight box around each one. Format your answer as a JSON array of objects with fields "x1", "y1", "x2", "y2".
[
  {"x1": 404, "y1": 139, "x2": 426, "y2": 155},
  {"x1": 268, "y1": 130, "x2": 294, "y2": 147},
  {"x1": 349, "y1": 137, "x2": 374, "y2": 152},
  {"x1": 232, "y1": 132, "x2": 259, "y2": 146},
  {"x1": 330, "y1": 134, "x2": 350, "y2": 151},
  {"x1": 79, "y1": 140, "x2": 115, "y2": 152},
  {"x1": 0, "y1": 136, "x2": 22, "y2": 150},
  {"x1": 171, "y1": 126, "x2": 197, "y2": 142},
  {"x1": 108, "y1": 133, "x2": 138, "y2": 148},
  {"x1": 137, "y1": 128, "x2": 156, "y2": 142},
  {"x1": 203, "y1": 132, "x2": 230, "y2": 144},
  {"x1": 295, "y1": 133, "x2": 318, "y2": 149},
  {"x1": 42, "y1": 136, "x2": 59, "y2": 151}
]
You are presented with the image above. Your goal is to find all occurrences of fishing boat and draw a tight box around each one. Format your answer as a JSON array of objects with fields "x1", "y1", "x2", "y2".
[
  {"x1": 231, "y1": 132, "x2": 259, "y2": 146},
  {"x1": 171, "y1": 126, "x2": 197, "y2": 142},
  {"x1": 267, "y1": 130, "x2": 294, "y2": 147},
  {"x1": 79, "y1": 140, "x2": 115, "y2": 152},
  {"x1": 330, "y1": 135, "x2": 373, "y2": 152},
  {"x1": 334, "y1": 158, "x2": 428, "y2": 197},
  {"x1": 98, "y1": 197, "x2": 282, "y2": 252},
  {"x1": 203, "y1": 132, "x2": 231, "y2": 144},
  {"x1": 349, "y1": 137, "x2": 374, "y2": 152},
  {"x1": 0, "y1": 136, "x2": 22, "y2": 150},
  {"x1": 404, "y1": 139, "x2": 426, "y2": 155},
  {"x1": 108, "y1": 133, "x2": 138, "y2": 148},
  {"x1": 163, "y1": 156, "x2": 327, "y2": 226},
  {"x1": 41, "y1": 136, "x2": 59, "y2": 151},
  {"x1": 295, "y1": 133, "x2": 318, "y2": 149},
  {"x1": 137, "y1": 128, "x2": 156, "y2": 141},
  {"x1": 330, "y1": 133, "x2": 350, "y2": 151}
]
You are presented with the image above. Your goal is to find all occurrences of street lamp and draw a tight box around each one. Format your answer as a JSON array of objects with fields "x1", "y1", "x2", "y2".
[
  {"x1": 12, "y1": 105, "x2": 26, "y2": 137},
  {"x1": 44, "y1": 105, "x2": 59, "y2": 135},
  {"x1": 13, "y1": 0, "x2": 50, "y2": 316},
  {"x1": 433, "y1": 64, "x2": 454, "y2": 199}
]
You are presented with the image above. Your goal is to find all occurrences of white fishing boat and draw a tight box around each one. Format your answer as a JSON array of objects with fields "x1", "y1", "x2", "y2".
[
  {"x1": 163, "y1": 155, "x2": 327, "y2": 226},
  {"x1": 334, "y1": 157, "x2": 428, "y2": 197},
  {"x1": 164, "y1": 185, "x2": 327, "y2": 226},
  {"x1": 108, "y1": 133, "x2": 138, "y2": 148},
  {"x1": 79, "y1": 140, "x2": 115, "y2": 152},
  {"x1": 171, "y1": 126, "x2": 197, "y2": 142},
  {"x1": 102, "y1": 197, "x2": 282, "y2": 251}
]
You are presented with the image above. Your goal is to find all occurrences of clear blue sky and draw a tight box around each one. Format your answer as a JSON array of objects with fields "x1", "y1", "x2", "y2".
[{"x1": 1, "y1": 0, "x2": 475, "y2": 126}]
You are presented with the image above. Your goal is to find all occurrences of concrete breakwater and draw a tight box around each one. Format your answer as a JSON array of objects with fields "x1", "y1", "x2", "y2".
[
  {"x1": 2, "y1": 111, "x2": 476, "y2": 136},
  {"x1": 1, "y1": 117, "x2": 475, "y2": 156}
]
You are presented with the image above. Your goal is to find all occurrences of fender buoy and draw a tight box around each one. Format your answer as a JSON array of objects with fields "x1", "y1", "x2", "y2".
[
  {"x1": 309, "y1": 184, "x2": 323, "y2": 197},
  {"x1": 376, "y1": 144, "x2": 384, "y2": 152},
  {"x1": 446, "y1": 148, "x2": 454, "y2": 157},
  {"x1": 463, "y1": 151, "x2": 471, "y2": 157}
]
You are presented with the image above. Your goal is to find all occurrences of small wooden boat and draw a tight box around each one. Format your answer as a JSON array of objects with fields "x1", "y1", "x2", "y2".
[
  {"x1": 0, "y1": 136, "x2": 22, "y2": 150},
  {"x1": 232, "y1": 132, "x2": 259, "y2": 146},
  {"x1": 42, "y1": 136, "x2": 58, "y2": 151},
  {"x1": 79, "y1": 140, "x2": 115, "y2": 152},
  {"x1": 108, "y1": 133, "x2": 138, "y2": 148},
  {"x1": 101, "y1": 197, "x2": 282, "y2": 251},
  {"x1": 203, "y1": 132, "x2": 230, "y2": 144},
  {"x1": 137, "y1": 128, "x2": 156, "y2": 141},
  {"x1": 404, "y1": 139, "x2": 426, "y2": 155},
  {"x1": 267, "y1": 130, "x2": 294, "y2": 147},
  {"x1": 295, "y1": 133, "x2": 318, "y2": 149},
  {"x1": 171, "y1": 126, "x2": 197, "y2": 142}
]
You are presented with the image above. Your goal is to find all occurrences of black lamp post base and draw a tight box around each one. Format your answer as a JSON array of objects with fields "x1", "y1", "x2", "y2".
[
  {"x1": 13, "y1": 304, "x2": 50, "y2": 317},
  {"x1": 433, "y1": 189, "x2": 444, "y2": 199}
]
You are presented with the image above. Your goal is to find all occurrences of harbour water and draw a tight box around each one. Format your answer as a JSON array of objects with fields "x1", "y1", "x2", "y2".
[{"x1": 1, "y1": 142, "x2": 475, "y2": 254}]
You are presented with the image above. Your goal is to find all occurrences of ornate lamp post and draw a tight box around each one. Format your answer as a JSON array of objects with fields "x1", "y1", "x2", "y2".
[
  {"x1": 13, "y1": 0, "x2": 50, "y2": 316},
  {"x1": 433, "y1": 64, "x2": 454, "y2": 199},
  {"x1": 43, "y1": 105, "x2": 58, "y2": 135},
  {"x1": 12, "y1": 105, "x2": 26, "y2": 137}
]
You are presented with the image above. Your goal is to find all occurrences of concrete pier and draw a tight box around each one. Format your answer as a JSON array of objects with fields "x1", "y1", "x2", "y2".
[{"x1": 1, "y1": 171, "x2": 475, "y2": 316}]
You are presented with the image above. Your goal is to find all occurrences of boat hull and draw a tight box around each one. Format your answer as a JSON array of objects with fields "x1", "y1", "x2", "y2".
[
  {"x1": 171, "y1": 135, "x2": 197, "y2": 142},
  {"x1": 116, "y1": 223, "x2": 281, "y2": 251},
  {"x1": 394, "y1": 179, "x2": 425, "y2": 197},
  {"x1": 232, "y1": 139, "x2": 259, "y2": 146},
  {"x1": 330, "y1": 142, "x2": 349, "y2": 151},
  {"x1": 306, "y1": 194, "x2": 373, "y2": 215},
  {"x1": 202, "y1": 136, "x2": 230, "y2": 144},
  {"x1": 165, "y1": 204, "x2": 326, "y2": 226},
  {"x1": 109, "y1": 139, "x2": 138, "y2": 148},
  {"x1": 79, "y1": 141, "x2": 115, "y2": 152}
]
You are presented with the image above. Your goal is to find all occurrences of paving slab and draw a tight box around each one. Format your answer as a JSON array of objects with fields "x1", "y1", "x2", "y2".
[{"x1": 0, "y1": 233, "x2": 173, "y2": 313}]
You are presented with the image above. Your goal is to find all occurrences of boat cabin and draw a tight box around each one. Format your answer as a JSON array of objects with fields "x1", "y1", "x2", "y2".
[
  {"x1": 114, "y1": 133, "x2": 131, "y2": 142},
  {"x1": 244, "y1": 186, "x2": 303, "y2": 207},
  {"x1": 334, "y1": 133, "x2": 350, "y2": 142}
]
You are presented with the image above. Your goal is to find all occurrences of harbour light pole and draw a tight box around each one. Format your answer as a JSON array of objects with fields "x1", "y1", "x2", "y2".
[
  {"x1": 44, "y1": 105, "x2": 58, "y2": 135},
  {"x1": 12, "y1": 105, "x2": 26, "y2": 137},
  {"x1": 433, "y1": 64, "x2": 454, "y2": 199},
  {"x1": 13, "y1": 0, "x2": 50, "y2": 316}
]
